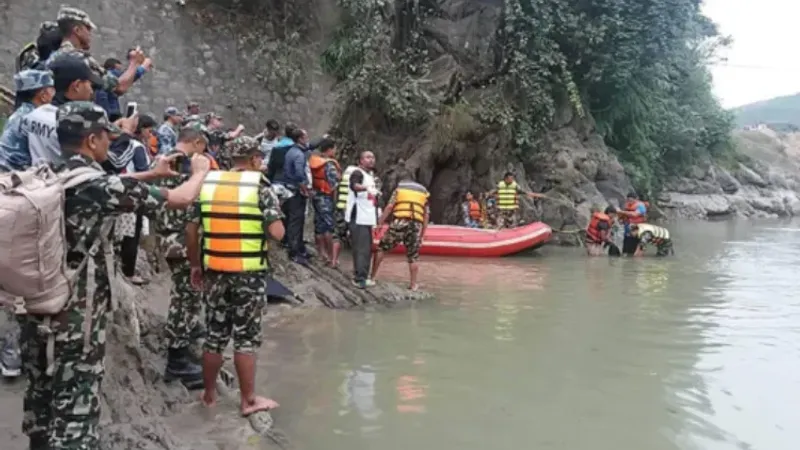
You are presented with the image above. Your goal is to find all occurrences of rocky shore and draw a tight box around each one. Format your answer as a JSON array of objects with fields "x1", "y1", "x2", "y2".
[
  {"x1": 659, "y1": 129, "x2": 800, "y2": 220},
  {"x1": 1, "y1": 250, "x2": 431, "y2": 450}
]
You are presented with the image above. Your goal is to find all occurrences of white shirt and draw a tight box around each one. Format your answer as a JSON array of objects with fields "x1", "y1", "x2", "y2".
[
  {"x1": 345, "y1": 168, "x2": 378, "y2": 226},
  {"x1": 24, "y1": 104, "x2": 60, "y2": 166}
]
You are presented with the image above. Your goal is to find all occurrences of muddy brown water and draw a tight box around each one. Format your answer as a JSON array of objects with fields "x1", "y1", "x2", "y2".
[{"x1": 6, "y1": 220, "x2": 800, "y2": 449}]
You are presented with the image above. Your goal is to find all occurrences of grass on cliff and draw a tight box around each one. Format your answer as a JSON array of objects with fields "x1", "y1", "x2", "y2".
[{"x1": 319, "y1": 0, "x2": 735, "y2": 198}]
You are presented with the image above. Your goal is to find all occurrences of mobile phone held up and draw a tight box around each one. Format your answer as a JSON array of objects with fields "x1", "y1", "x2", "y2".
[{"x1": 125, "y1": 102, "x2": 138, "y2": 118}]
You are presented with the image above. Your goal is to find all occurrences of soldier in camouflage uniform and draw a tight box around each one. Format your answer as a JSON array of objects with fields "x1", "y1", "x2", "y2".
[
  {"x1": 185, "y1": 136, "x2": 285, "y2": 416},
  {"x1": 205, "y1": 112, "x2": 245, "y2": 170},
  {"x1": 371, "y1": 174, "x2": 430, "y2": 291},
  {"x1": 46, "y1": 6, "x2": 146, "y2": 94},
  {"x1": 19, "y1": 102, "x2": 209, "y2": 450},
  {"x1": 150, "y1": 121, "x2": 213, "y2": 389}
]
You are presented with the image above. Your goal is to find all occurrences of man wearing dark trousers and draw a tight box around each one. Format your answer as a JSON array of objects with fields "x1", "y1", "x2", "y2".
[
  {"x1": 345, "y1": 151, "x2": 379, "y2": 289},
  {"x1": 281, "y1": 128, "x2": 311, "y2": 265}
]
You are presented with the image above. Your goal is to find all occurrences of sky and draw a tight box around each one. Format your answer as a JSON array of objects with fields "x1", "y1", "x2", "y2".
[{"x1": 702, "y1": 0, "x2": 800, "y2": 109}]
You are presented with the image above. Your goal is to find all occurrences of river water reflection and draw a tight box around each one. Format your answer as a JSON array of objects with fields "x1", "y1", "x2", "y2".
[{"x1": 255, "y1": 220, "x2": 799, "y2": 450}]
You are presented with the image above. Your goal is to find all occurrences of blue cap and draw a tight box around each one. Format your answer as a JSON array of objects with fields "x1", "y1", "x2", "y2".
[{"x1": 13, "y1": 69, "x2": 54, "y2": 92}]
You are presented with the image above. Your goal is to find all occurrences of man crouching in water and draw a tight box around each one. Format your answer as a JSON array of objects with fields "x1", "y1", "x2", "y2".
[
  {"x1": 585, "y1": 205, "x2": 612, "y2": 256},
  {"x1": 186, "y1": 136, "x2": 285, "y2": 416},
  {"x1": 629, "y1": 223, "x2": 674, "y2": 257}
]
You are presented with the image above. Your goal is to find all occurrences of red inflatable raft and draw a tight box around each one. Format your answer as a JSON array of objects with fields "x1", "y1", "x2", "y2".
[{"x1": 372, "y1": 222, "x2": 552, "y2": 257}]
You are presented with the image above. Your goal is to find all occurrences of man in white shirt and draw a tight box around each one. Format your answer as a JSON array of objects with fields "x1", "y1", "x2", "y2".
[
  {"x1": 345, "y1": 150, "x2": 380, "y2": 289},
  {"x1": 25, "y1": 54, "x2": 101, "y2": 165}
]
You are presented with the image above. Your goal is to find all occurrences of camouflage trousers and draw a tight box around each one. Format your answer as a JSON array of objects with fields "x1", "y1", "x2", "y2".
[
  {"x1": 378, "y1": 219, "x2": 423, "y2": 263},
  {"x1": 20, "y1": 295, "x2": 109, "y2": 450},
  {"x1": 165, "y1": 259, "x2": 203, "y2": 350},
  {"x1": 204, "y1": 270, "x2": 268, "y2": 354},
  {"x1": 651, "y1": 239, "x2": 674, "y2": 257},
  {"x1": 497, "y1": 209, "x2": 518, "y2": 229},
  {"x1": 333, "y1": 208, "x2": 348, "y2": 243},
  {"x1": 312, "y1": 194, "x2": 336, "y2": 235}
]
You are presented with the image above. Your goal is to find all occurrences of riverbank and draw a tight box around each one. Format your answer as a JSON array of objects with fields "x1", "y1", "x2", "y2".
[{"x1": 0, "y1": 250, "x2": 431, "y2": 450}]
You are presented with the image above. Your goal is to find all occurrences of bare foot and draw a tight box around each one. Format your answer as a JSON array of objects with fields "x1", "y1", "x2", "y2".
[
  {"x1": 329, "y1": 260, "x2": 339, "y2": 268},
  {"x1": 201, "y1": 389, "x2": 217, "y2": 407},
  {"x1": 409, "y1": 284, "x2": 419, "y2": 291},
  {"x1": 241, "y1": 396, "x2": 279, "y2": 416}
]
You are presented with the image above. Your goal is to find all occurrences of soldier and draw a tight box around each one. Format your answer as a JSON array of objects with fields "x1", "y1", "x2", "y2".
[
  {"x1": 185, "y1": 136, "x2": 285, "y2": 416},
  {"x1": 370, "y1": 171, "x2": 430, "y2": 291},
  {"x1": 485, "y1": 172, "x2": 544, "y2": 229},
  {"x1": 46, "y1": 6, "x2": 146, "y2": 95},
  {"x1": 0, "y1": 69, "x2": 55, "y2": 172},
  {"x1": 186, "y1": 100, "x2": 200, "y2": 116},
  {"x1": 151, "y1": 121, "x2": 214, "y2": 388},
  {"x1": 18, "y1": 101, "x2": 209, "y2": 449},
  {"x1": 205, "y1": 112, "x2": 244, "y2": 170}
]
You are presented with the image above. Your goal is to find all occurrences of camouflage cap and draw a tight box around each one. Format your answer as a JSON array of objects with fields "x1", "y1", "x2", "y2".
[
  {"x1": 56, "y1": 101, "x2": 122, "y2": 137},
  {"x1": 164, "y1": 106, "x2": 181, "y2": 117},
  {"x1": 204, "y1": 112, "x2": 222, "y2": 125},
  {"x1": 13, "y1": 69, "x2": 54, "y2": 92},
  {"x1": 40, "y1": 21, "x2": 58, "y2": 33},
  {"x1": 57, "y1": 5, "x2": 96, "y2": 30},
  {"x1": 187, "y1": 100, "x2": 199, "y2": 108},
  {"x1": 182, "y1": 120, "x2": 209, "y2": 134},
  {"x1": 226, "y1": 136, "x2": 261, "y2": 159}
]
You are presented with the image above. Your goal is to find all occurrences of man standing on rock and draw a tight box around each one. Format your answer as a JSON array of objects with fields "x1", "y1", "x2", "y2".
[
  {"x1": 205, "y1": 112, "x2": 245, "y2": 170},
  {"x1": 309, "y1": 138, "x2": 341, "y2": 264},
  {"x1": 371, "y1": 170, "x2": 430, "y2": 291},
  {"x1": 156, "y1": 106, "x2": 183, "y2": 154},
  {"x1": 485, "y1": 172, "x2": 545, "y2": 229},
  {"x1": 152, "y1": 121, "x2": 214, "y2": 389},
  {"x1": 17, "y1": 102, "x2": 209, "y2": 449},
  {"x1": 185, "y1": 136, "x2": 284, "y2": 416},
  {"x1": 346, "y1": 151, "x2": 380, "y2": 288}
]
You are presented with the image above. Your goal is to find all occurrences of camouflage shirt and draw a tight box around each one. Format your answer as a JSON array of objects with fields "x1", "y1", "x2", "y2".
[
  {"x1": 188, "y1": 170, "x2": 284, "y2": 234},
  {"x1": 45, "y1": 41, "x2": 119, "y2": 92},
  {"x1": 150, "y1": 148, "x2": 193, "y2": 258},
  {"x1": 62, "y1": 154, "x2": 166, "y2": 297},
  {"x1": 207, "y1": 129, "x2": 233, "y2": 170}
]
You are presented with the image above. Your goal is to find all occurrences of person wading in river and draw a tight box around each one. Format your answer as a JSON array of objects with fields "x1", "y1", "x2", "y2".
[
  {"x1": 186, "y1": 136, "x2": 284, "y2": 416},
  {"x1": 371, "y1": 170, "x2": 430, "y2": 291}
]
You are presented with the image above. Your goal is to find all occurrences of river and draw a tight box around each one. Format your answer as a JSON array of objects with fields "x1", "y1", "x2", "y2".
[{"x1": 178, "y1": 220, "x2": 799, "y2": 449}]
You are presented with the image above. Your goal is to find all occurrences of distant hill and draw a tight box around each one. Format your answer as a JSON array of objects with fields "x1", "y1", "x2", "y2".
[{"x1": 732, "y1": 93, "x2": 800, "y2": 128}]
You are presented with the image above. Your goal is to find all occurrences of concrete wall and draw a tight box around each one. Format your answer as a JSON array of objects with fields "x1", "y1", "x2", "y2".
[{"x1": 0, "y1": 0, "x2": 335, "y2": 132}]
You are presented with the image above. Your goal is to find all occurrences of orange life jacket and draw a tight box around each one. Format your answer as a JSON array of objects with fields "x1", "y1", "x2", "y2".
[
  {"x1": 148, "y1": 135, "x2": 158, "y2": 156},
  {"x1": 468, "y1": 200, "x2": 481, "y2": 219},
  {"x1": 586, "y1": 212, "x2": 611, "y2": 243},
  {"x1": 623, "y1": 200, "x2": 647, "y2": 224},
  {"x1": 205, "y1": 152, "x2": 220, "y2": 170},
  {"x1": 309, "y1": 154, "x2": 341, "y2": 195}
]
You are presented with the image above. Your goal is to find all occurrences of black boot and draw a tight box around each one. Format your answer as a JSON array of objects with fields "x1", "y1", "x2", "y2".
[{"x1": 164, "y1": 347, "x2": 203, "y2": 390}]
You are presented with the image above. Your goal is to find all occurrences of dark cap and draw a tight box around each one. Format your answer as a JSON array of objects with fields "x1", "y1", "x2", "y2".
[
  {"x1": 56, "y1": 101, "x2": 122, "y2": 138},
  {"x1": 626, "y1": 191, "x2": 638, "y2": 199},
  {"x1": 49, "y1": 54, "x2": 103, "y2": 92}
]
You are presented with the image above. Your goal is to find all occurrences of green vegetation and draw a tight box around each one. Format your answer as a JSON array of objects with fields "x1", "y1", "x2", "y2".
[
  {"x1": 732, "y1": 93, "x2": 800, "y2": 129},
  {"x1": 321, "y1": 0, "x2": 734, "y2": 195}
]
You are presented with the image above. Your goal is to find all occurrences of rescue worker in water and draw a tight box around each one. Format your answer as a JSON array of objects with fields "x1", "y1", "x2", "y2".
[
  {"x1": 485, "y1": 172, "x2": 545, "y2": 229},
  {"x1": 629, "y1": 223, "x2": 674, "y2": 256},
  {"x1": 617, "y1": 192, "x2": 648, "y2": 255},
  {"x1": 585, "y1": 205, "x2": 614, "y2": 256}
]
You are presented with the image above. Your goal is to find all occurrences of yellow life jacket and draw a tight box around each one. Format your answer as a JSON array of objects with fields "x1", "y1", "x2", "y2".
[
  {"x1": 636, "y1": 223, "x2": 670, "y2": 243},
  {"x1": 393, "y1": 181, "x2": 429, "y2": 222},
  {"x1": 199, "y1": 171, "x2": 268, "y2": 272},
  {"x1": 497, "y1": 181, "x2": 519, "y2": 210},
  {"x1": 337, "y1": 165, "x2": 358, "y2": 210}
]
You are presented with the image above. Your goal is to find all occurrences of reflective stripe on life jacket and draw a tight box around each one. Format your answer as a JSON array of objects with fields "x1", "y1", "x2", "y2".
[
  {"x1": 636, "y1": 223, "x2": 669, "y2": 243},
  {"x1": 624, "y1": 200, "x2": 647, "y2": 224},
  {"x1": 468, "y1": 200, "x2": 481, "y2": 219},
  {"x1": 309, "y1": 153, "x2": 340, "y2": 195},
  {"x1": 393, "y1": 181, "x2": 429, "y2": 222},
  {"x1": 497, "y1": 181, "x2": 519, "y2": 210},
  {"x1": 199, "y1": 171, "x2": 267, "y2": 272},
  {"x1": 337, "y1": 165, "x2": 358, "y2": 210},
  {"x1": 585, "y1": 212, "x2": 611, "y2": 243}
]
